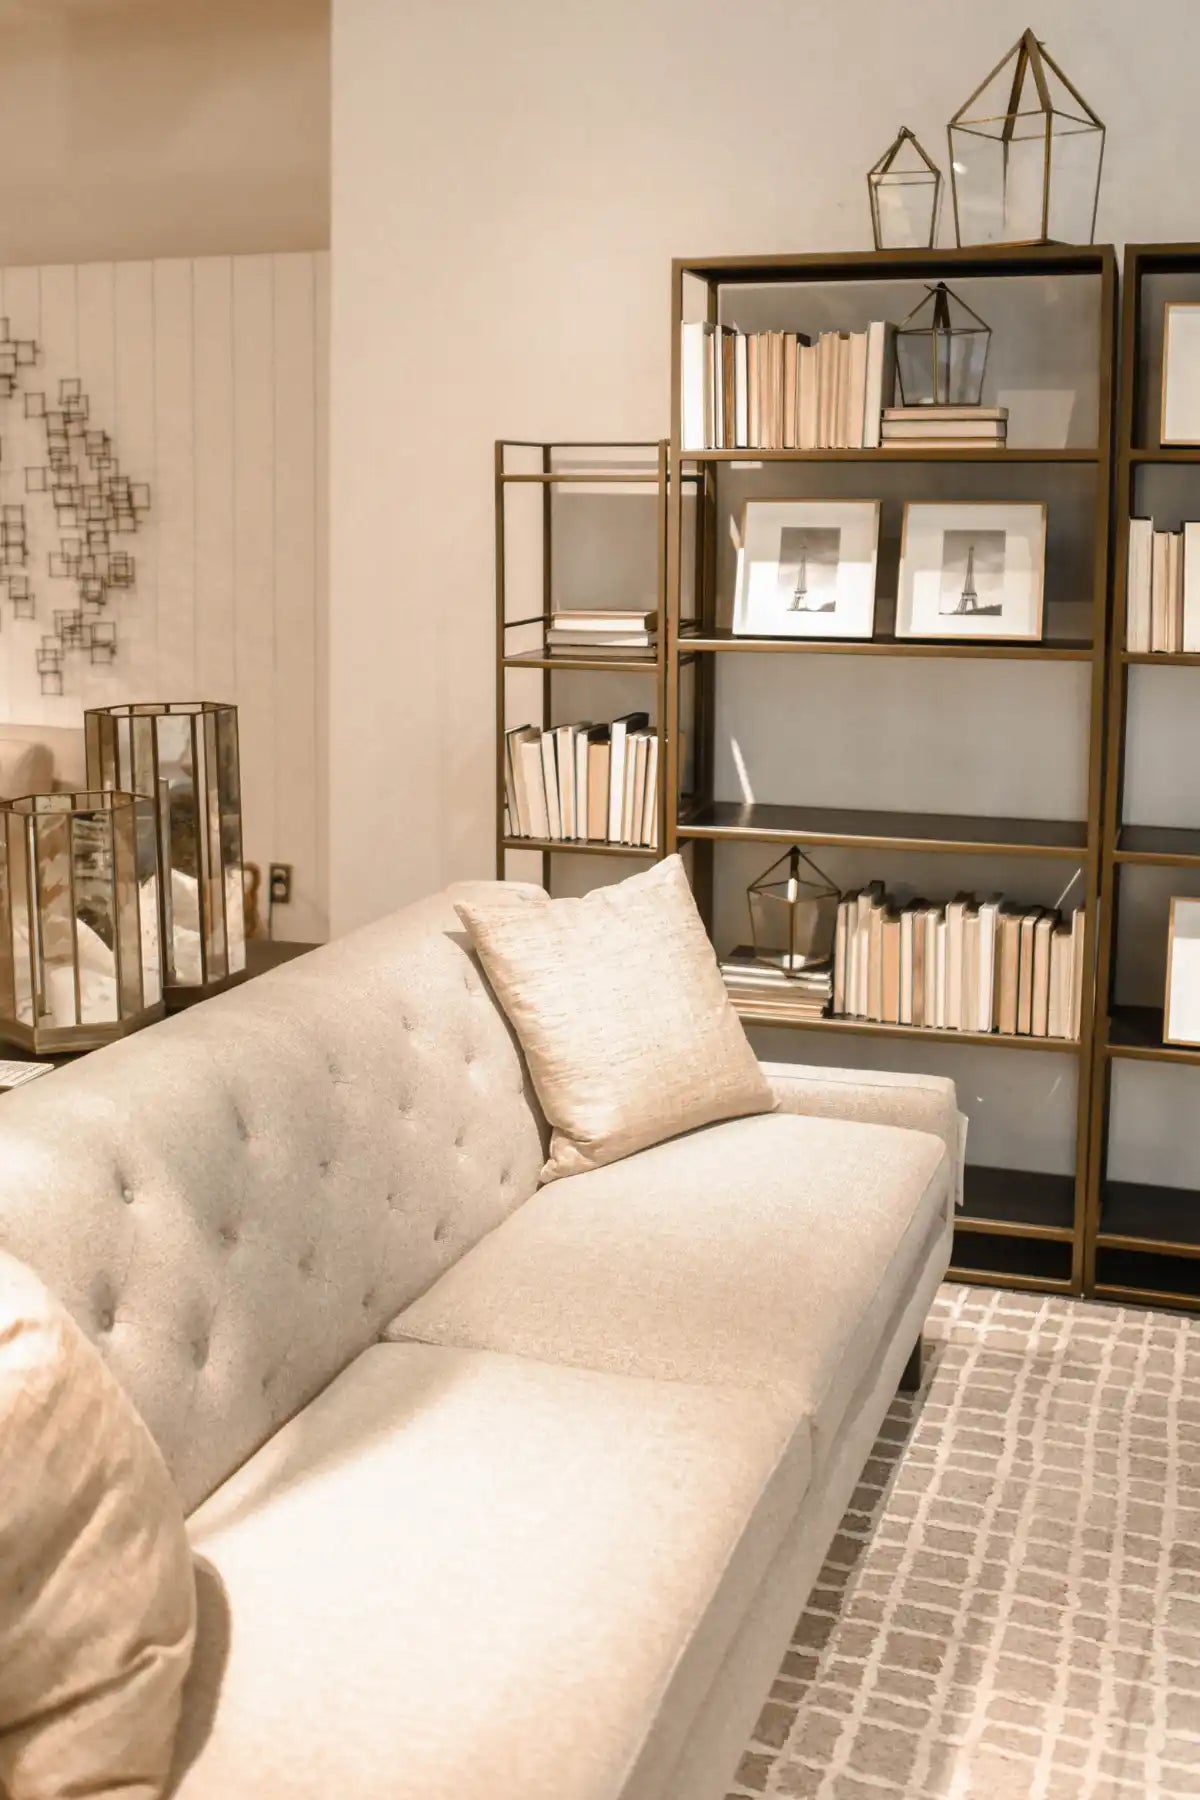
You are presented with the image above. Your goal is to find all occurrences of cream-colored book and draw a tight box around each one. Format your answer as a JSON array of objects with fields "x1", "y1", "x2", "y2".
[
  {"x1": 881, "y1": 912, "x2": 901, "y2": 1024},
  {"x1": 1070, "y1": 908, "x2": 1087, "y2": 1040},
  {"x1": 934, "y1": 918, "x2": 947, "y2": 1030},
  {"x1": 1048, "y1": 923, "x2": 1070, "y2": 1040},
  {"x1": 783, "y1": 334, "x2": 798, "y2": 449},
  {"x1": 518, "y1": 732, "x2": 550, "y2": 841},
  {"x1": 1017, "y1": 911, "x2": 1040, "y2": 1035},
  {"x1": 1031, "y1": 911, "x2": 1057, "y2": 1037}
]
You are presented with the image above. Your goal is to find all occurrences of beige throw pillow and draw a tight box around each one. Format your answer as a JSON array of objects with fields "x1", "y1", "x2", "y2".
[
  {"x1": 0, "y1": 1250, "x2": 196, "y2": 1800},
  {"x1": 456, "y1": 855, "x2": 774, "y2": 1181}
]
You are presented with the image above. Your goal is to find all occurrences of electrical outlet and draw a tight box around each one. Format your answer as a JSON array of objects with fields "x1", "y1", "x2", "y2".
[{"x1": 269, "y1": 862, "x2": 293, "y2": 907}]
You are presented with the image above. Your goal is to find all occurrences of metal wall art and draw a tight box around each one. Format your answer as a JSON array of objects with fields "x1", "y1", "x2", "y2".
[{"x1": 0, "y1": 319, "x2": 151, "y2": 694}]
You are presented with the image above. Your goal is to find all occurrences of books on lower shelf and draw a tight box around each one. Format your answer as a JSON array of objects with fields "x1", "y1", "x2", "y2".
[
  {"x1": 545, "y1": 609, "x2": 657, "y2": 658},
  {"x1": 880, "y1": 405, "x2": 1008, "y2": 450},
  {"x1": 503, "y1": 713, "x2": 659, "y2": 848},
  {"x1": 681, "y1": 321, "x2": 895, "y2": 452},
  {"x1": 1125, "y1": 518, "x2": 1200, "y2": 653},
  {"x1": 832, "y1": 886, "x2": 1086, "y2": 1040}
]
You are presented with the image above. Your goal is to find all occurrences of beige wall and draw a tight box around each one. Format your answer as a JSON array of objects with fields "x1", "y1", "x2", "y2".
[
  {"x1": 329, "y1": 0, "x2": 1193, "y2": 937},
  {"x1": 0, "y1": 0, "x2": 329, "y2": 265}
]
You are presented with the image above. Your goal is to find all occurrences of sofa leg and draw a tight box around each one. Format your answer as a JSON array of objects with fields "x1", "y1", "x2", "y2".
[{"x1": 898, "y1": 1336, "x2": 923, "y2": 1394}]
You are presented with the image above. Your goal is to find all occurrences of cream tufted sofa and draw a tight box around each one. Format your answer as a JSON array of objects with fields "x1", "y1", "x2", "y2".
[{"x1": 0, "y1": 881, "x2": 961, "y2": 1800}]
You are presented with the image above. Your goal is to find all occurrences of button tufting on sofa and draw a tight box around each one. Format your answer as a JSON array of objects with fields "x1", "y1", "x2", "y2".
[
  {"x1": 433, "y1": 1217, "x2": 451, "y2": 1242},
  {"x1": 98, "y1": 1308, "x2": 114, "y2": 1332},
  {"x1": 119, "y1": 1183, "x2": 135, "y2": 1205},
  {"x1": 193, "y1": 1338, "x2": 209, "y2": 1369},
  {"x1": 219, "y1": 1225, "x2": 238, "y2": 1247}
]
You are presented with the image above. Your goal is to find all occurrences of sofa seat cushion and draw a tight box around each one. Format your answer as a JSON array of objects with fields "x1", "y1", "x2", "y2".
[
  {"x1": 171, "y1": 1343, "x2": 810, "y2": 1800},
  {"x1": 387, "y1": 1111, "x2": 950, "y2": 1464}
]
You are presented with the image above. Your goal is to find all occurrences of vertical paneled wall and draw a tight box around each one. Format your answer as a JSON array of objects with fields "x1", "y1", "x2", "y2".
[{"x1": 0, "y1": 252, "x2": 329, "y2": 941}]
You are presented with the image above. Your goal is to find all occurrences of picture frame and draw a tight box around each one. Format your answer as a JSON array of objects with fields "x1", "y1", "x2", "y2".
[
  {"x1": 896, "y1": 501, "x2": 1046, "y2": 642},
  {"x1": 1164, "y1": 897, "x2": 1200, "y2": 1047},
  {"x1": 732, "y1": 499, "x2": 880, "y2": 640},
  {"x1": 1161, "y1": 302, "x2": 1200, "y2": 446}
]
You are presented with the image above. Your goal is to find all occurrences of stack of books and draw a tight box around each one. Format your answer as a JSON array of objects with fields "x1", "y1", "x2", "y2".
[
  {"x1": 1125, "y1": 518, "x2": 1200, "y2": 653},
  {"x1": 719, "y1": 948, "x2": 832, "y2": 1020},
  {"x1": 832, "y1": 886, "x2": 1085, "y2": 1040},
  {"x1": 680, "y1": 321, "x2": 895, "y2": 452},
  {"x1": 546, "y1": 609, "x2": 656, "y2": 659},
  {"x1": 503, "y1": 713, "x2": 658, "y2": 848},
  {"x1": 880, "y1": 405, "x2": 1008, "y2": 450}
]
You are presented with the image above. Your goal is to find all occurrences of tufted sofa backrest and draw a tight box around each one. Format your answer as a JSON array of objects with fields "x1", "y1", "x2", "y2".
[{"x1": 0, "y1": 885, "x2": 547, "y2": 1512}]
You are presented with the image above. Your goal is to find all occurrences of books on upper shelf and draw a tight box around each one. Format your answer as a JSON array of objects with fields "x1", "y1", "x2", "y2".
[
  {"x1": 880, "y1": 405, "x2": 1008, "y2": 450},
  {"x1": 719, "y1": 948, "x2": 832, "y2": 1020},
  {"x1": 1125, "y1": 518, "x2": 1200, "y2": 654},
  {"x1": 680, "y1": 320, "x2": 895, "y2": 452},
  {"x1": 828, "y1": 885, "x2": 1085, "y2": 1040},
  {"x1": 545, "y1": 609, "x2": 657, "y2": 658},
  {"x1": 503, "y1": 713, "x2": 659, "y2": 849}
]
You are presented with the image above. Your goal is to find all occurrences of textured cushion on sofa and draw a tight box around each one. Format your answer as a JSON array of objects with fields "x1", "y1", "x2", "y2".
[
  {"x1": 387, "y1": 1110, "x2": 950, "y2": 1462},
  {"x1": 171, "y1": 1342, "x2": 810, "y2": 1800},
  {"x1": 0, "y1": 1251, "x2": 196, "y2": 1800},
  {"x1": 454, "y1": 855, "x2": 774, "y2": 1182}
]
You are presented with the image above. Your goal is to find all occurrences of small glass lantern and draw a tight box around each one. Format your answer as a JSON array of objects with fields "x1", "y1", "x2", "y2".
[
  {"x1": 895, "y1": 282, "x2": 991, "y2": 408},
  {"x1": 867, "y1": 127, "x2": 943, "y2": 251},
  {"x1": 0, "y1": 791, "x2": 163, "y2": 1053},
  {"x1": 748, "y1": 847, "x2": 838, "y2": 975},
  {"x1": 948, "y1": 30, "x2": 1105, "y2": 247},
  {"x1": 85, "y1": 701, "x2": 246, "y2": 1000}
]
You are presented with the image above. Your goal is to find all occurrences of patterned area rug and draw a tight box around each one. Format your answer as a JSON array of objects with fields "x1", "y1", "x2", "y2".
[{"x1": 730, "y1": 1282, "x2": 1200, "y2": 1800}]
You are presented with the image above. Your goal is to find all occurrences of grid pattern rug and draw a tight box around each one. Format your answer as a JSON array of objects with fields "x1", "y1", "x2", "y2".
[{"x1": 729, "y1": 1282, "x2": 1200, "y2": 1800}]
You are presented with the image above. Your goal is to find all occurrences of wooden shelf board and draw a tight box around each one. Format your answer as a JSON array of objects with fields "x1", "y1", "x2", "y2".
[
  {"x1": 677, "y1": 246, "x2": 1112, "y2": 284},
  {"x1": 960, "y1": 1167, "x2": 1077, "y2": 1241},
  {"x1": 686, "y1": 447, "x2": 1096, "y2": 465},
  {"x1": 733, "y1": 1005, "x2": 1079, "y2": 1055},
  {"x1": 1123, "y1": 651, "x2": 1200, "y2": 667},
  {"x1": 1114, "y1": 825, "x2": 1200, "y2": 867},
  {"x1": 501, "y1": 838, "x2": 655, "y2": 859},
  {"x1": 1130, "y1": 447, "x2": 1200, "y2": 464},
  {"x1": 502, "y1": 651, "x2": 666, "y2": 674},
  {"x1": 1106, "y1": 1004, "x2": 1200, "y2": 1064},
  {"x1": 681, "y1": 629, "x2": 1091, "y2": 661},
  {"x1": 677, "y1": 800, "x2": 1088, "y2": 858},
  {"x1": 946, "y1": 1266, "x2": 1074, "y2": 1296},
  {"x1": 1092, "y1": 1282, "x2": 1200, "y2": 1313}
]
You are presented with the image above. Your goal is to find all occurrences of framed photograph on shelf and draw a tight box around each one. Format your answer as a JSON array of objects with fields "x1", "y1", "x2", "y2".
[
  {"x1": 896, "y1": 501, "x2": 1046, "y2": 642},
  {"x1": 732, "y1": 499, "x2": 880, "y2": 640},
  {"x1": 1164, "y1": 897, "x2": 1200, "y2": 1047},
  {"x1": 1161, "y1": 303, "x2": 1200, "y2": 445}
]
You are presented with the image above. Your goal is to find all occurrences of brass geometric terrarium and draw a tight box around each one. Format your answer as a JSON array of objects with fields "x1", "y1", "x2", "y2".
[
  {"x1": 948, "y1": 29, "x2": 1105, "y2": 248},
  {"x1": 85, "y1": 701, "x2": 246, "y2": 1001},
  {"x1": 748, "y1": 847, "x2": 838, "y2": 975},
  {"x1": 895, "y1": 282, "x2": 991, "y2": 409},
  {"x1": 867, "y1": 127, "x2": 943, "y2": 252}
]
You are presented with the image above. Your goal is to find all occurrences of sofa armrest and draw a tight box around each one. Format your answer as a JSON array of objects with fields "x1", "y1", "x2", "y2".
[{"x1": 761, "y1": 1060, "x2": 967, "y2": 1218}]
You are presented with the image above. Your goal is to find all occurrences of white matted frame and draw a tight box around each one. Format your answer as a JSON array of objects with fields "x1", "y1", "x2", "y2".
[
  {"x1": 1165, "y1": 897, "x2": 1200, "y2": 1047},
  {"x1": 1161, "y1": 303, "x2": 1200, "y2": 446},
  {"x1": 732, "y1": 499, "x2": 880, "y2": 640},
  {"x1": 896, "y1": 500, "x2": 1046, "y2": 642}
]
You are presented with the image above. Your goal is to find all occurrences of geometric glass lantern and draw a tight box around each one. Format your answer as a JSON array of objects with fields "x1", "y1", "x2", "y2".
[
  {"x1": 867, "y1": 127, "x2": 943, "y2": 251},
  {"x1": 747, "y1": 846, "x2": 838, "y2": 976},
  {"x1": 0, "y1": 790, "x2": 163, "y2": 1053},
  {"x1": 948, "y1": 29, "x2": 1105, "y2": 248},
  {"x1": 895, "y1": 282, "x2": 991, "y2": 408},
  {"x1": 85, "y1": 701, "x2": 246, "y2": 1001}
]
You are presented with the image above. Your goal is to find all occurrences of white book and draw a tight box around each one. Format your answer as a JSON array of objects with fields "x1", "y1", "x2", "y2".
[
  {"x1": 845, "y1": 330, "x2": 870, "y2": 450},
  {"x1": 1185, "y1": 522, "x2": 1200, "y2": 654},
  {"x1": 640, "y1": 734, "x2": 660, "y2": 848},
  {"x1": 899, "y1": 907, "x2": 914, "y2": 1026},
  {"x1": 503, "y1": 724, "x2": 530, "y2": 837},
  {"x1": 1126, "y1": 516, "x2": 1153, "y2": 653},
  {"x1": 555, "y1": 724, "x2": 578, "y2": 839},
  {"x1": 734, "y1": 332, "x2": 748, "y2": 449},
  {"x1": 539, "y1": 731, "x2": 562, "y2": 839},
  {"x1": 574, "y1": 728, "x2": 592, "y2": 840},
  {"x1": 1048, "y1": 924, "x2": 1068, "y2": 1040},
  {"x1": 712, "y1": 326, "x2": 728, "y2": 450},
  {"x1": 945, "y1": 897, "x2": 970, "y2": 1031},
  {"x1": 934, "y1": 919, "x2": 947, "y2": 1030},
  {"x1": 1070, "y1": 909, "x2": 1087, "y2": 1040},
  {"x1": 620, "y1": 733, "x2": 642, "y2": 844},
  {"x1": 627, "y1": 731, "x2": 649, "y2": 844},
  {"x1": 1152, "y1": 530, "x2": 1171, "y2": 652},
  {"x1": 862, "y1": 320, "x2": 893, "y2": 450},
  {"x1": 798, "y1": 342, "x2": 820, "y2": 450},
  {"x1": 608, "y1": 712, "x2": 648, "y2": 843},
  {"x1": 923, "y1": 908, "x2": 939, "y2": 1031},
  {"x1": 1168, "y1": 531, "x2": 1184, "y2": 654},
  {"x1": 681, "y1": 322, "x2": 713, "y2": 451},
  {"x1": 517, "y1": 733, "x2": 549, "y2": 841},
  {"x1": 976, "y1": 898, "x2": 1000, "y2": 1035}
]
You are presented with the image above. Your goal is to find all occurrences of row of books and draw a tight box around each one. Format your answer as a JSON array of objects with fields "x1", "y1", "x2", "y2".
[
  {"x1": 680, "y1": 321, "x2": 895, "y2": 452},
  {"x1": 545, "y1": 608, "x2": 656, "y2": 659},
  {"x1": 833, "y1": 887, "x2": 1086, "y2": 1039},
  {"x1": 1125, "y1": 518, "x2": 1200, "y2": 653},
  {"x1": 503, "y1": 713, "x2": 658, "y2": 848}
]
